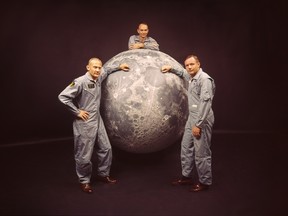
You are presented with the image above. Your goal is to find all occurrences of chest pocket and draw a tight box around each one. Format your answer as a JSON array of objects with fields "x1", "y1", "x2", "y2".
[
  {"x1": 84, "y1": 82, "x2": 99, "y2": 96},
  {"x1": 190, "y1": 80, "x2": 200, "y2": 97}
]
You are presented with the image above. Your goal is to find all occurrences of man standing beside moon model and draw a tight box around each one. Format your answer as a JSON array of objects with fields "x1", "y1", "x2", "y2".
[{"x1": 161, "y1": 54, "x2": 216, "y2": 192}]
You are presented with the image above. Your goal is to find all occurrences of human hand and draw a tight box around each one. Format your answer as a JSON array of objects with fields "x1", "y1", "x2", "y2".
[
  {"x1": 137, "y1": 43, "x2": 144, "y2": 48},
  {"x1": 130, "y1": 43, "x2": 144, "y2": 49},
  {"x1": 161, "y1": 65, "x2": 172, "y2": 73},
  {"x1": 192, "y1": 126, "x2": 201, "y2": 139},
  {"x1": 119, "y1": 63, "x2": 130, "y2": 72},
  {"x1": 78, "y1": 110, "x2": 89, "y2": 121}
]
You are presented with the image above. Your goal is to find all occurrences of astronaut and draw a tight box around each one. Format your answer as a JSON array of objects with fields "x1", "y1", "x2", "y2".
[
  {"x1": 128, "y1": 22, "x2": 160, "y2": 51},
  {"x1": 161, "y1": 54, "x2": 216, "y2": 192},
  {"x1": 58, "y1": 58, "x2": 129, "y2": 193}
]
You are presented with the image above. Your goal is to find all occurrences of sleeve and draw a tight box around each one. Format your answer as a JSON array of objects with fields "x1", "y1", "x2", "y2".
[
  {"x1": 195, "y1": 78, "x2": 214, "y2": 128},
  {"x1": 144, "y1": 37, "x2": 160, "y2": 50},
  {"x1": 170, "y1": 66, "x2": 190, "y2": 81},
  {"x1": 128, "y1": 35, "x2": 136, "y2": 50},
  {"x1": 58, "y1": 80, "x2": 81, "y2": 116},
  {"x1": 98, "y1": 65, "x2": 121, "y2": 83}
]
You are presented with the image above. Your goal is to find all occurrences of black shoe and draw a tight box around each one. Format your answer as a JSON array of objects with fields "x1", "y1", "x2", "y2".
[
  {"x1": 96, "y1": 176, "x2": 117, "y2": 184},
  {"x1": 171, "y1": 176, "x2": 193, "y2": 185},
  {"x1": 190, "y1": 182, "x2": 210, "y2": 192},
  {"x1": 80, "y1": 183, "x2": 93, "y2": 193}
]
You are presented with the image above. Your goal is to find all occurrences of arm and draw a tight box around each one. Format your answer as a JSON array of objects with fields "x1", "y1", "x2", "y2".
[
  {"x1": 161, "y1": 65, "x2": 188, "y2": 80},
  {"x1": 143, "y1": 37, "x2": 159, "y2": 51},
  {"x1": 99, "y1": 63, "x2": 130, "y2": 83},
  {"x1": 58, "y1": 80, "x2": 82, "y2": 117},
  {"x1": 128, "y1": 35, "x2": 138, "y2": 50},
  {"x1": 192, "y1": 78, "x2": 214, "y2": 138},
  {"x1": 58, "y1": 81, "x2": 90, "y2": 121},
  {"x1": 129, "y1": 35, "x2": 159, "y2": 50},
  {"x1": 195, "y1": 78, "x2": 214, "y2": 128}
]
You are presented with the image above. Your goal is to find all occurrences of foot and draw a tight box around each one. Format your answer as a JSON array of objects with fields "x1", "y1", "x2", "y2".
[
  {"x1": 80, "y1": 183, "x2": 93, "y2": 194},
  {"x1": 96, "y1": 176, "x2": 117, "y2": 184},
  {"x1": 171, "y1": 176, "x2": 193, "y2": 185},
  {"x1": 190, "y1": 182, "x2": 209, "y2": 192}
]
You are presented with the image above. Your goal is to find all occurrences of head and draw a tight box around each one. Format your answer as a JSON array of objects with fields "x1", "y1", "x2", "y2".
[
  {"x1": 86, "y1": 58, "x2": 102, "y2": 80},
  {"x1": 137, "y1": 22, "x2": 149, "y2": 39},
  {"x1": 184, "y1": 55, "x2": 201, "y2": 77}
]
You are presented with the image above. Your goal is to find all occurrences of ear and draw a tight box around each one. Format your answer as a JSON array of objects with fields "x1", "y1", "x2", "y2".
[{"x1": 86, "y1": 65, "x2": 90, "y2": 71}]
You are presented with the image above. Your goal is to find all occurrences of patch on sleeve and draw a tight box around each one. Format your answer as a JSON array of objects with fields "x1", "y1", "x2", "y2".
[{"x1": 70, "y1": 81, "x2": 75, "y2": 87}]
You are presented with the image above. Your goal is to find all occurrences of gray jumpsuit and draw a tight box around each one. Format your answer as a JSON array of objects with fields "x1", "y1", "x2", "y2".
[
  {"x1": 128, "y1": 35, "x2": 160, "y2": 50},
  {"x1": 172, "y1": 67, "x2": 216, "y2": 185},
  {"x1": 58, "y1": 67, "x2": 118, "y2": 184}
]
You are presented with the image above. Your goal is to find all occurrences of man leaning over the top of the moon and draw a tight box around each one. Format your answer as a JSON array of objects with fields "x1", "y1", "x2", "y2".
[{"x1": 128, "y1": 22, "x2": 160, "y2": 51}]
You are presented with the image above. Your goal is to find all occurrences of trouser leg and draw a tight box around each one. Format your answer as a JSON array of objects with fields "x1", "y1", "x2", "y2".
[
  {"x1": 95, "y1": 117, "x2": 112, "y2": 177},
  {"x1": 181, "y1": 120, "x2": 195, "y2": 178},
  {"x1": 194, "y1": 121, "x2": 213, "y2": 185},
  {"x1": 73, "y1": 120, "x2": 96, "y2": 184}
]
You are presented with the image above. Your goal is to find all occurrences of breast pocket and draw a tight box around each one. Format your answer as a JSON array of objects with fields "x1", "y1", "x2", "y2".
[
  {"x1": 83, "y1": 87, "x2": 96, "y2": 98},
  {"x1": 191, "y1": 82, "x2": 200, "y2": 97}
]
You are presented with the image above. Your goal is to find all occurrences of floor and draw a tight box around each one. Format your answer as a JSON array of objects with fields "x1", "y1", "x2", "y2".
[{"x1": 0, "y1": 132, "x2": 287, "y2": 216}]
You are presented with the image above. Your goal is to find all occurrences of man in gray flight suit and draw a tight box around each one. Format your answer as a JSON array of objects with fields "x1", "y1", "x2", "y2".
[
  {"x1": 128, "y1": 22, "x2": 160, "y2": 51},
  {"x1": 161, "y1": 54, "x2": 215, "y2": 192},
  {"x1": 58, "y1": 58, "x2": 129, "y2": 193}
]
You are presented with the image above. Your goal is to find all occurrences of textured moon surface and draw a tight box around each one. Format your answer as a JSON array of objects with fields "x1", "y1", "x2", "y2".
[{"x1": 101, "y1": 49, "x2": 188, "y2": 153}]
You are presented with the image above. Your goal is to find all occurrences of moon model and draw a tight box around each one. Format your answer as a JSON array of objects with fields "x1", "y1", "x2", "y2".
[{"x1": 101, "y1": 49, "x2": 188, "y2": 153}]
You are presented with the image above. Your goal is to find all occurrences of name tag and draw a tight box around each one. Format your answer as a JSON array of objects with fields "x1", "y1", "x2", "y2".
[
  {"x1": 88, "y1": 84, "x2": 95, "y2": 88},
  {"x1": 192, "y1": 104, "x2": 197, "y2": 108}
]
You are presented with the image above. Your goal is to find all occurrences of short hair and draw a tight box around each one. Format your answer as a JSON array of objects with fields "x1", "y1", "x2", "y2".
[
  {"x1": 138, "y1": 22, "x2": 148, "y2": 28},
  {"x1": 185, "y1": 54, "x2": 200, "y2": 63},
  {"x1": 88, "y1": 58, "x2": 102, "y2": 65}
]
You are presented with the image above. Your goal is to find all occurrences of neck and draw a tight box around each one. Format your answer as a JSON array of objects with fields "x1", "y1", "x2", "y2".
[{"x1": 139, "y1": 36, "x2": 146, "y2": 42}]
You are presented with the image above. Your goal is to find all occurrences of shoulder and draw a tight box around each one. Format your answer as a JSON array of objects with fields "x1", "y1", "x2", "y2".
[
  {"x1": 74, "y1": 74, "x2": 88, "y2": 85},
  {"x1": 76, "y1": 74, "x2": 86, "y2": 81},
  {"x1": 148, "y1": 36, "x2": 156, "y2": 41},
  {"x1": 199, "y1": 70, "x2": 213, "y2": 80}
]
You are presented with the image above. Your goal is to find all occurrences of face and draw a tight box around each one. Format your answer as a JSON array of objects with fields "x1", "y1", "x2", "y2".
[
  {"x1": 184, "y1": 56, "x2": 200, "y2": 77},
  {"x1": 137, "y1": 24, "x2": 149, "y2": 38},
  {"x1": 86, "y1": 59, "x2": 102, "y2": 80}
]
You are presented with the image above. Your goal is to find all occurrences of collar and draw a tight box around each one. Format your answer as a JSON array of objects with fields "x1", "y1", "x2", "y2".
[
  {"x1": 192, "y1": 68, "x2": 203, "y2": 80},
  {"x1": 85, "y1": 72, "x2": 97, "y2": 83},
  {"x1": 136, "y1": 35, "x2": 148, "y2": 42}
]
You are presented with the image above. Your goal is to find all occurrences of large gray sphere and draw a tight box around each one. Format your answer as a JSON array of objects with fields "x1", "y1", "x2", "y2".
[{"x1": 101, "y1": 49, "x2": 188, "y2": 153}]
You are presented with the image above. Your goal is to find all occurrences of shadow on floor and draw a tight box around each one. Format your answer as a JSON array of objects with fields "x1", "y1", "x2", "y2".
[{"x1": 0, "y1": 132, "x2": 287, "y2": 216}]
